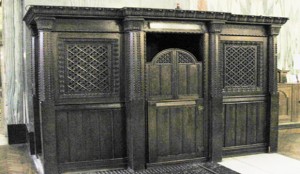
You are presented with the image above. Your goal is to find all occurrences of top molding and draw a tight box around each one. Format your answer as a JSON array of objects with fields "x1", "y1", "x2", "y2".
[{"x1": 24, "y1": 6, "x2": 288, "y2": 26}]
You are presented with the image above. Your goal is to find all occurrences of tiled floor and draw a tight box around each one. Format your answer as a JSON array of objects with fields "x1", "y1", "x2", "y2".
[{"x1": 0, "y1": 128, "x2": 299, "y2": 174}]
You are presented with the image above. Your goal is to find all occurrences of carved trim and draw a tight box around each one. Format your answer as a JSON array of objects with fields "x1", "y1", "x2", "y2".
[
  {"x1": 208, "y1": 21, "x2": 225, "y2": 33},
  {"x1": 229, "y1": 15, "x2": 288, "y2": 24},
  {"x1": 45, "y1": 32, "x2": 54, "y2": 101},
  {"x1": 35, "y1": 17, "x2": 55, "y2": 31},
  {"x1": 24, "y1": 6, "x2": 288, "y2": 26},
  {"x1": 38, "y1": 32, "x2": 45, "y2": 101},
  {"x1": 209, "y1": 33, "x2": 223, "y2": 98},
  {"x1": 268, "y1": 25, "x2": 282, "y2": 36},
  {"x1": 123, "y1": 17, "x2": 145, "y2": 31},
  {"x1": 221, "y1": 24, "x2": 267, "y2": 37},
  {"x1": 269, "y1": 37, "x2": 278, "y2": 94},
  {"x1": 125, "y1": 32, "x2": 145, "y2": 100},
  {"x1": 151, "y1": 48, "x2": 197, "y2": 65}
]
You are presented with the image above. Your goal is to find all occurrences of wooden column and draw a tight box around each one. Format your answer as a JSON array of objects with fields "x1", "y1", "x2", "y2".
[
  {"x1": 208, "y1": 20, "x2": 225, "y2": 162},
  {"x1": 123, "y1": 17, "x2": 146, "y2": 170},
  {"x1": 34, "y1": 17, "x2": 58, "y2": 173},
  {"x1": 268, "y1": 25, "x2": 281, "y2": 152}
]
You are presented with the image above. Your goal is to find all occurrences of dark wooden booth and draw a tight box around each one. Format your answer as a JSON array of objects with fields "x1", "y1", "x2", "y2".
[{"x1": 24, "y1": 6, "x2": 288, "y2": 174}]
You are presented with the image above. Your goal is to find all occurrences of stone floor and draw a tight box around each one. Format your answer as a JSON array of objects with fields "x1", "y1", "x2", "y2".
[
  {"x1": 278, "y1": 127, "x2": 300, "y2": 160},
  {"x1": 0, "y1": 144, "x2": 37, "y2": 174},
  {"x1": 0, "y1": 127, "x2": 299, "y2": 174},
  {"x1": 220, "y1": 153, "x2": 300, "y2": 174}
]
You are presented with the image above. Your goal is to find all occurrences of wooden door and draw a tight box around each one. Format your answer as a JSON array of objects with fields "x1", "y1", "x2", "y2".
[{"x1": 146, "y1": 48, "x2": 205, "y2": 163}]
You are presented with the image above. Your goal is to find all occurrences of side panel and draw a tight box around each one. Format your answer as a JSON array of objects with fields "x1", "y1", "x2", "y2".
[
  {"x1": 52, "y1": 32, "x2": 127, "y2": 172},
  {"x1": 220, "y1": 35, "x2": 269, "y2": 156},
  {"x1": 56, "y1": 107, "x2": 127, "y2": 171},
  {"x1": 222, "y1": 101, "x2": 268, "y2": 155}
]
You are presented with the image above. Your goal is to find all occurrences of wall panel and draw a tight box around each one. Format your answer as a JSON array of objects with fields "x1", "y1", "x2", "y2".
[
  {"x1": 223, "y1": 102, "x2": 268, "y2": 155},
  {"x1": 56, "y1": 108, "x2": 126, "y2": 164},
  {"x1": 148, "y1": 102, "x2": 205, "y2": 163}
]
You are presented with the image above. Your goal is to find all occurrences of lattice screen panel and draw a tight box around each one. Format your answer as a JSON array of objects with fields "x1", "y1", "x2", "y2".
[
  {"x1": 222, "y1": 41, "x2": 263, "y2": 93},
  {"x1": 66, "y1": 44, "x2": 110, "y2": 93},
  {"x1": 224, "y1": 45, "x2": 257, "y2": 87},
  {"x1": 155, "y1": 52, "x2": 172, "y2": 64},
  {"x1": 178, "y1": 51, "x2": 196, "y2": 64},
  {"x1": 58, "y1": 38, "x2": 120, "y2": 99}
]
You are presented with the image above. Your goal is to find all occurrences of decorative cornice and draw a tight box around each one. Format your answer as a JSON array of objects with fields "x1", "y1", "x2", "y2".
[
  {"x1": 268, "y1": 25, "x2": 282, "y2": 36},
  {"x1": 229, "y1": 14, "x2": 288, "y2": 25},
  {"x1": 35, "y1": 17, "x2": 56, "y2": 31},
  {"x1": 123, "y1": 17, "x2": 146, "y2": 32},
  {"x1": 208, "y1": 20, "x2": 225, "y2": 33},
  {"x1": 23, "y1": 6, "x2": 289, "y2": 26}
]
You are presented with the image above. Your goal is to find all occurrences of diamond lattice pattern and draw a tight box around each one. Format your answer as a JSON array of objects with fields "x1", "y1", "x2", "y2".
[
  {"x1": 156, "y1": 52, "x2": 172, "y2": 64},
  {"x1": 178, "y1": 52, "x2": 194, "y2": 64},
  {"x1": 225, "y1": 45, "x2": 257, "y2": 87},
  {"x1": 66, "y1": 44, "x2": 110, "y2": 93}
]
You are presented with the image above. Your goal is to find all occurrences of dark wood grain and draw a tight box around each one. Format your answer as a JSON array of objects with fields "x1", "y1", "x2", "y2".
[{"x1": 25, "y1": 6, "x2": 286, "y2": 173}]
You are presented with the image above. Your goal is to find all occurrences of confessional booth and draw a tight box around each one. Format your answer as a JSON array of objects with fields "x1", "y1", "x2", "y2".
[{"x1": 24, "y1": 6, "x2": 287, "y2": 173}]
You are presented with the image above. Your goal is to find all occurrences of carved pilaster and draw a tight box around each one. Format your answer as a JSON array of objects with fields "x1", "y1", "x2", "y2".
[
  {"x1": 208, "y1": 20, "x2": 225, "y2": 162},
  {"x1": 268, "y1": 24, "x2": 281, "y2": 152},
  {"x1": 124, "y1": 17, "x2": 146, "y2": 170},
  {"x1": 34, "y1": 17, "x2": 58, "y2": 173}
]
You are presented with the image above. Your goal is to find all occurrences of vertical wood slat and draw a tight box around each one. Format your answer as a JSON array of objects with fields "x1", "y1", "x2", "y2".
[
  {"x1": 160, "y1": 66, "x2": 172, "y2": 96},
  {"x1": 100, "y1": 111, "x2": 113, "y2": 159},
  {"x1": 235, "y1": 104, "x2": 247, "y2": 146},
  {"x1": 183, "y1": 106, "x2": 195, "y2": 154},
  {"x1": 148, "y1": 105, "x2": 157, "y2": 162},
  {"x1": 224, "y1": 104, "x2": 236, "y2": 147},
  {"x1": 56, "y1": 108, "x2": 126, "y2": 163},
  {"x1": 149, "y1": 65, "x2": 160, "y2": 96},
  {"x1": 196, "y1": 105, "x2": 204, "y2": 154},
  {"x1": 169, "y1": 108, "x2": 183, "y2": 155},
  {"x1": 157, "y1": 108, "x2": 170, "y2": 156},
  {"x1": 189, "y1": 65, "x2": 198, "y2": 95},
  {"x1": 83, "y1": 110, "x2": 100, "y2": 160},
  {"x1": 223, "y1": 102, "x2": 267, "y2": 147},
  {"x1": 69, "y1": 111, "x2": 84, "y2": 162},
  {"x1": 256, "y1": 103, "x2": 266, "y2": 143},
  {"x1": 56, "y1": 112, "x2": 69, "y2": 163},
  {"x1": 246, "y1": 103, "x2": 257, "y2": 144},
  {"x1": 113, "y1": 109, "x2": 126, "y2": 158},
  {"x1": 178, "y1": 65, "x2": 187, "y2": 95}
]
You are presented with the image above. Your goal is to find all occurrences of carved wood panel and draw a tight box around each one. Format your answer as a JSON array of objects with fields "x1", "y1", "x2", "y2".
[
  {"x1": 148, "y1": 101, "x2": 204, "y2": 163},
  {"x1": 146, "y1": 48, "x2": 202, "y2": 100},
  {"x1": 222, "y1": 101, "x2": 268, "y2": 155},
  {"x1": 146, "y1": 48, "x2": 205, "y2": 163},
  {"x1": 221, "y1": 41, "x2": 264, "y2": 94},
  {"x1": 56, "y1": 36, "x2": 120, "y2": 102},
  {"x1": 56, "y1": 108, "x2": 126, "y2": 163}
]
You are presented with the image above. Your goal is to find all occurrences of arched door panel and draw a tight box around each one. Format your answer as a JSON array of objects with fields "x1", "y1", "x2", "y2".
[{"x1": 146, "y1": 48, "x2": 205, "y2": 163}]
